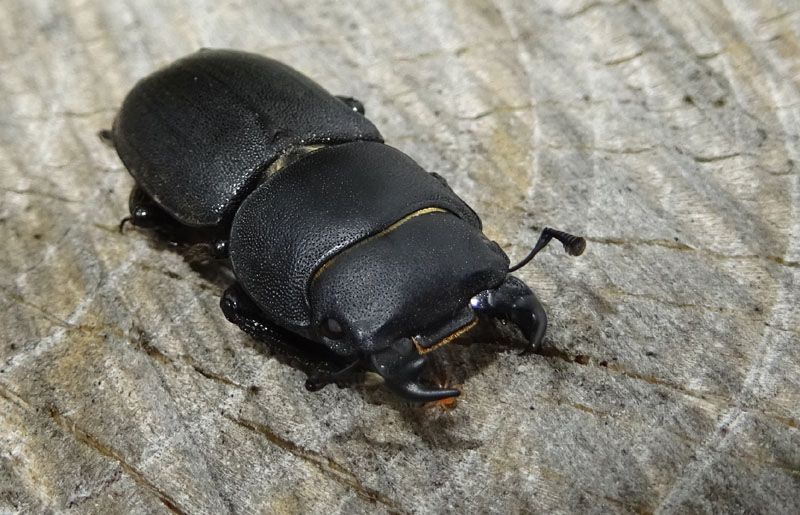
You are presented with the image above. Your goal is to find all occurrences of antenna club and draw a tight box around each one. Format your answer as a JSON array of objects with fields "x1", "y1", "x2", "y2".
[
  {"x1": 508, "y1": 227, "x2": 586, "y2": 272},
  {"x1": 565, "y1": 236, "x2": 586, "y2": 256}
]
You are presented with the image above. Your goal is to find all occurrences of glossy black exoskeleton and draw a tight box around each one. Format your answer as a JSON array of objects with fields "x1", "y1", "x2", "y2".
[{"x1": 107, "y1": 49, "x2": 585, "y2": 402}]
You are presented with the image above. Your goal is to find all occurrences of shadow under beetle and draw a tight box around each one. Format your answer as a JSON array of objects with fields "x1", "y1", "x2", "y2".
[{"x1": 107, "y1": 49, "x2": 585, "y2": 402}]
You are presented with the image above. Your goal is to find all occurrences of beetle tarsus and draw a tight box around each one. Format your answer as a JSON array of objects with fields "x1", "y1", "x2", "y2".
[
  {"x1": 212, "y1": 239, "x2": 229, "y2": 259},
  {"x1": 118, "y1": 216, "x2": 131, "y2": 233},
  {"x1": 471, "y1": 275, "x2": 548, "y2": 354},
  {"x1": 98, "y1": 129, "x2": 114, "y2": 148},
  {"x1": 509, "y1": 227, "x2": 586, "y2": 272}
]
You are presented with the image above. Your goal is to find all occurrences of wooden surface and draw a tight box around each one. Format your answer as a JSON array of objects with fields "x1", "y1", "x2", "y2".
[{"x1": 2, "y1": 0, "x2": 799, "y2": 513}]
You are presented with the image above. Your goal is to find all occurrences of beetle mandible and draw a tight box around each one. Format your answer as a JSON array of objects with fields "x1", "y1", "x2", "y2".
[{"x1": 106, "y1": 49, "x2": 585, "y2": 401}]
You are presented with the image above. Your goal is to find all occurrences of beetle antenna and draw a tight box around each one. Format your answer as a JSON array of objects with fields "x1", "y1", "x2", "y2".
[{"x1": 508, "y1": 227, "x2": 586, "y2": 272}]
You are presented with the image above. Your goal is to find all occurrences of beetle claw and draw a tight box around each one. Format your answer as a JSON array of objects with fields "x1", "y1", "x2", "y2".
[
  {"x1": 472, "y1": 275, "x2": 548, "y2": 354},
  {"x1": 369, "y1": 339, "x2": 461, "y2": 402},
  {"x1": 118, "y1": 216, "x2": 131, "y2": 233},
  {"x1": 391, "y1": 380, "x2": 461, "y2": 402}
]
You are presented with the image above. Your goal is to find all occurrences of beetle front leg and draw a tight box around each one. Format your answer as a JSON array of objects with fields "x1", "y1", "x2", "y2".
[
  {"x1": 221, "y1": 283, "x2": 343, "y2": 373},
  {"x1": 305, "y1": 358, "x2": 363, "y2": 392},
  {"x1": 470, "y1": 275, "x2": 548, "y2": 354},
  {"x1": 221, "y1": 283, "x2": 299, "y2": 347}
]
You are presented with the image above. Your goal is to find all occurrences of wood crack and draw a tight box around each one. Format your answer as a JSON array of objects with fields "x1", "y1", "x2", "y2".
[
  {"x1": 0, "y1": 187, "x2": 80, "y2": 203},
  {"x1": 127, "y1": 327, "x2": 255, "y2": 392},
  {"x1": 457, "y1": 103, "x2": 534, "y2": 120},
  {"x1": 539, "y1": 466, "x2": 653, "y2": 514},
  {"x1": 6, "y1": 108, "x2": 115, "y2": 123},
  {"x1": 0, "y1": 381, "x2": 188, "y2": 515},
  {"x1": 693, "y1": 152, "x2": 743, "y2": 162},
  {"x1": 597, "y1": 287, "x2": 763, "y2": 318},
  {"x1": 563, "y1": 0, "x2": 626, "y2": 19},
  {"x1": 226, "y1": 414, "x2": 410, "y2": 515},
  {"x1": 185, "y1": 353, "x2": 247, "y2": 389},
  {"x1": 604, "y1": 50, "x2": 645, "y2": 66},
  {"x1": 584, "y1": 236, "x2": 693, "y2": 251},
  {"x1": 538, "y1": 347, "x2": 731, "y2": 411},
  {"x1": 537, "y1": 350, "x2": 799, "y2": 430},
  {"x1": 3, "y1": 289, "x2": 80, "y2": 330},
  {"x1": 585, "y1": 236, "x2": 800, "y2": 267},
  {"x1": 544, "y1": 143, "x2": 656, "y2": 154}
]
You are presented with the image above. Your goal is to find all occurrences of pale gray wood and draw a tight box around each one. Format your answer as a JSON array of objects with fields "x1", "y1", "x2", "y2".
[{"x1": 1, "y1": 0, "x2": 798, "y2": 513}]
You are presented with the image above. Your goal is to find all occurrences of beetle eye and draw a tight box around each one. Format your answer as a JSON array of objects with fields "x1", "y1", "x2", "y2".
[{"x1": 321, "y1": 318, "x2": 344, "y2": 339}]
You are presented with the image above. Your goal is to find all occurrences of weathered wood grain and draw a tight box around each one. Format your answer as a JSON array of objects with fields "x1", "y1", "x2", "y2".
[{"x1": 1, "y1": 0, "x2": 798, "y2": 513}]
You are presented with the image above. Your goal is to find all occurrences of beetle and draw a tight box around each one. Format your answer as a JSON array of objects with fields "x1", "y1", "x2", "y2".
[{"x1": 106, "y1": 49, "x2": 585, "y2": 402}]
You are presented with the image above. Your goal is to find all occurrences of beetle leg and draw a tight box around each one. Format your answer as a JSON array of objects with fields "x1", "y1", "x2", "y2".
[
  {"x1": 123, "y1": 186, "x2": 230, "y2": 262},
  {"x1": 97, "y1": 129, "x2": 114, "y2": 148},
  {"x1": 221, "y1": 283, "x2": 344, "y2": 372},
  {"x1": 211, "y1": 239, "x2": 229, "y2": 259},
  {"x1": 335, "y1": 95, "x2": 365, "y2": 115},
  {"x1": 305, "y1": 358, "x2": 363, "y2": 392},
  {"x1": 120, "y1": 185, "x2": 175, "y2": 233},
  {"x1": 222, "y1": 283, "x2": 297, "y2": 346},
  {"x1": 369, "y1": 339, "x2": 461, "y2": 402},
  {"x1": 470, "y1": 275, "x2": 548, "y2": 354}
]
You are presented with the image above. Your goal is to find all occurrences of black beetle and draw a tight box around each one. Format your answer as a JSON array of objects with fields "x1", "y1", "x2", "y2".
[{"x1": 107, "y1": 49, "x2": 585, "y2": 402}]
